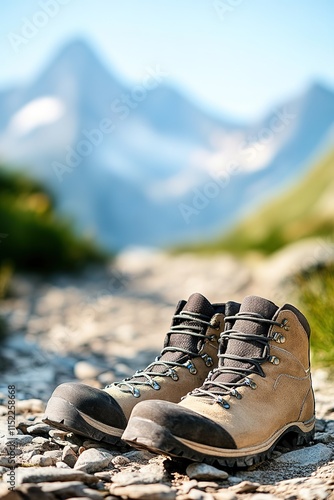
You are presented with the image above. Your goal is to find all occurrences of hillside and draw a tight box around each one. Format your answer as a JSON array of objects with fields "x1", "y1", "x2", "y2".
[
  {"x1": 185, "y1": 147, "x2": 334, "y2": 256},
  {"x1": 0, "y1": 166, "x2": 105, "y2": 286}
]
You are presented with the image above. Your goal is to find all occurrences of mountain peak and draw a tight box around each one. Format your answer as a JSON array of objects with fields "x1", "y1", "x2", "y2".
[{"x1": 55, "y1": 38, "x2": 99, "y2": 63}]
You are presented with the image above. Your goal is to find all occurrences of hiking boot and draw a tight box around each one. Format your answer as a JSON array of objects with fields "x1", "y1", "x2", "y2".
[
  {"x1": 123, "y1": 295, "x2": 315, "y2": 467},
  {"x1": 43, "y1": 293, "x2": 240, "y2": 445}
]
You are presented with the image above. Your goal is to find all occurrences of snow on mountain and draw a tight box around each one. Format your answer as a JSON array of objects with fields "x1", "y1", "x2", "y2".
[{"x1": 0, "y1": 39, "x2": 334, "y2": 250}]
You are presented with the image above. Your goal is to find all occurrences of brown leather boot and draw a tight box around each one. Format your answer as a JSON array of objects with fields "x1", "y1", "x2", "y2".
[
  {"x1": 43, "y1": 293, "x2": 240, "y2": 445},
  {"x1": 123, "y1": 295, "x2": 315, "y2": 467}
]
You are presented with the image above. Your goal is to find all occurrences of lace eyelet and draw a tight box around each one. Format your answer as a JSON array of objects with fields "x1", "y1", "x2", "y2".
[
  {"x1": 217, "y1": 396, "x2": 230, "y2": 409},
  {"x1": 272, "y1": 332, "x2": 286, "y2": 343},
  {"x1": 151, "y1": 381, "x2": 160, "y2": 390},
  {"x1": 231, "y1": 389, "x2": 242, "y2": 399},
  {"x1": 186, "y1": 360, "x2": 197, "y2": 375},
  {"x1": 132, "y1": 388, "x2": 140, "y2": 398},
  {"x1": 202, "y1": 353, "x2": 214, "y2": 367},
  {"x1": 280, "y1": 319, "x2": 290, "y2": 331},
  {"x1": 269, "y1": 355, "x2": 280, "y2": 365},
  {"x1": 168, "y1": 369, "x2": 179, "y2": 381},
  {"x1": 244, "y1": 377, "x2": 257, "y2": 389}
]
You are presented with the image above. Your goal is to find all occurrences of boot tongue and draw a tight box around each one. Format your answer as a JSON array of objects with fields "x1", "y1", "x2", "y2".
[
  {"x1": 159, "y1": 293, "x2": 215, "y2": 365},
  {"x1": 215, "y1": 295, "x2": 278, "y2": 385}
]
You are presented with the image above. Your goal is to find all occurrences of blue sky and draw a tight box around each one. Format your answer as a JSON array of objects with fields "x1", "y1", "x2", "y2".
[{"x1": 1, "y1": 0, "x2": 333, "y2": 120}]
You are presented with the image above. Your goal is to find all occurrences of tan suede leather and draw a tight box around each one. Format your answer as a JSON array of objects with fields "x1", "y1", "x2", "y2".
[
  {"x1": 105, "y1": 313, "x2": 224, "y2": 420},
  {"x1": 179, "y1": 308, "x2": 315, "y2": 452}
]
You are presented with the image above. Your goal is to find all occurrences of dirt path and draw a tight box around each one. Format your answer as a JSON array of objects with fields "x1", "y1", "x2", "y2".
[{"x1": 0, "y1": 249, "x2": 333, "y2": 499}]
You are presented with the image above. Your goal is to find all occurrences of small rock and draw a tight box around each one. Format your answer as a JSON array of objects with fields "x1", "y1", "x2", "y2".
[
  {"x1": 123, "y1": 450, "x2": 155, "y2": 461},
  {"x1": 275, "y1": 443, "x2": 333, "y2": 466},
  {"x1": 16, "y1": 399, "x2": 45, "y2": 414},
  {"x1": 230, "y1": 481, "x2": 260, "y2": 493},
  {"x1": 26, "y1": 422, "x2": 52, "y2": 436},
  {"x1": 43, "y1": 449, "x2": 63, "y2": 465},
  {"x1": 197, "y1": 481, "x2": 219, "y2": 489},
  {"x1": 49, "y1": 429, "x2": 69, "y2": 439},
  {"x1": 179, "y1": 480, "x2": 198, "y2": 495},
  {"x1": 111, "y1": 455, "x2": 131, "y2": 467},
  {"x1": 186, "y1": 463, "x2": 228, "y2": 481},
  {"x1": 0, "y1": 466, "x2": 10, "y2": 476},
  {"x1": 251, "y1": 495, "x2": 280, "y2": 500},
  {"x1": 214, "y1": 491, "x2": 237, "y2": 500},
  {"x1": 40, "y1": 480, "x2": 103, "y2": 500},
  {"x1": 31, "y1": 435, "x2": 49, "y2": 444},
  {"x1": 74, "y1": 447, "x2": 114, "y2": 473},
  {"x1": 95, "y1": 470, "x2": 113, "y2": 481},
  {"x1": 29, "y1": 454, "x2": 53, "y2": 466},
  {"x1": 74, "y1": 360, "x2": 103, "y2": 380},
  {"x1": 187, "y1": 489, "x2": 214, "y2": 500},
  {"x1": 4, "y1": 434, "x2": 33, "y2": 446},
  {"x1": 110, "y1": 483, "x2": 176, "y2": 500},
  {"x1": 314, "y1": 432, "x2": 334, "y2": 444},
  {"x1": 315, "y1": 419, "x2": 327, "y2": 432},
  {"x1": 56, "y1": 461, "x2": 71, "y2": 468},
  {"x1": 62, "y1": 444, "x2": 78, "y2": 468},
  {"x1": 3, "y1": 466, "x2": 99, "y2": 485},
  {"x1": 112, "y1": 462, "x2": 168, "y2": 485},
  {"x1": 298, "y1": 487, "x2": 330, "y2": 500}
]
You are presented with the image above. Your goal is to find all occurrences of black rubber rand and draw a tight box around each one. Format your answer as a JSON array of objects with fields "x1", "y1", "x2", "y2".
[{"x1": 123, "y1": 416, "x2": 315, "y2": 468}]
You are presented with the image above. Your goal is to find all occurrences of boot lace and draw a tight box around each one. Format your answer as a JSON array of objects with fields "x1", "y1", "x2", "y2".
[
  {"x1": 189, "y1": 311, "x2": 282, "y2": 409},
  {"x1": 105, "y1": 311, "x2": 217, "y2": 397}
]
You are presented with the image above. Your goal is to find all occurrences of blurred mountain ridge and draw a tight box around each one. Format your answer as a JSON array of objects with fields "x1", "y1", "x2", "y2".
[{"x1": 0, "y1": 38, "x2": 334, "y2": 250}]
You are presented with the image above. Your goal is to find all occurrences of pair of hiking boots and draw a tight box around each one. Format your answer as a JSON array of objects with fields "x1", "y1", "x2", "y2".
[{"x1": 44, "y1": 293, "x2": 315, "y2": 468}]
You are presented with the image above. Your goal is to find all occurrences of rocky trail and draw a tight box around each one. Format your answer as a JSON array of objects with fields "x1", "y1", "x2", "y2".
[{"x1": 0, "y1": 246, "x2": 333, "y2": 500}]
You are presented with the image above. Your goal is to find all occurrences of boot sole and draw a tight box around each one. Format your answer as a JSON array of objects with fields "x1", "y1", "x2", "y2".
[
  {"x1": 123, "y1": 416, "x2": 315, "y2": 468},
  {"x1": 43, "y1": 395, "x2": 125, "y2": 446}
]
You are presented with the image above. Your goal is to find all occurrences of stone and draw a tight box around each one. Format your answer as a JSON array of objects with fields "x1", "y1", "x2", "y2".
[
  {"x1": 275, "y1": 443, "x2": 333, "y2": 466},
  {"x1": 74, "y1": 448, "x2": 114, "y2": 473},
  {"x1": 26, "y1": 422, "x2": 52, "y2": 436},
  {"x1": 230, "y1": 481, "x2": 260, "y2": 493},
  {"x1": 187, "y1": 489, "x2": 214, "y2": 500},
  {"x1": 251, "y1": 495, "x2": 279, "y2": 500},
  {"x1": 30, "y1": 454, "x2": 53, "y2": 466},
  {"x1": 315, "y1": 419, "x2": 327, "y2": 432},
  {"x1": 4, "y1": 434, "x2": 33, "y2": 446},
  {"x1": 111, "y1": 455, "x2": 131, "y2": 467},
  {"x1": 314, "y1": 431, "x2": 334, "y2": 444},
  {"x1": 16, "y1": 399, "x2": 45, "y2": 413},
  {"x1": 186, "y1": 463, "x2": 228, "y2": 481},
  {"x1": 62, "y1": 444, "x2": 78, "y2": 468},
  {"x1": 197, "y1": 482, "x2": 219, "y2": 490},
  {"x1": 40, "y1": 481, "x2": 103, "y2": 500},
  {"x1": 0, "y1": 466, "x2": 10, "y2": 476},
  {"x1": 95, "y1": 470, "x2": 113, "y2": 481},
  {"x1": 110, "y1": 483, "x2": 176, "y2": 500},
  {"x1": 43, "y1": 449, "x2": 63, "y2": 461},
  {"x1": 48, "y1": 429, "x2": 69, "y2": 439},
  {"x1": 111, "y1": 462, "x2": 168, "y2": 486},
  {"x1": 3, "y1": 466, "x2": 99, "y2": 485},
  {"x1": 214, "y1": 492, "x2": 238, "y2": 500},
  {"x1": 74, "y1": 361, "x2": 103, "y2": 380},
  {"x1": 56, "y1": 461, "x2": 71, "y2": 469}
]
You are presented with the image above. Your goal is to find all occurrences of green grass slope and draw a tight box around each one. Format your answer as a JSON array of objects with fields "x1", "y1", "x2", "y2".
[
  {"x1": 0, "y1": 166, "x2": 106, "y2": 277},
  {"x1": 186, "y1": 148, "x2": 334, "y2": 256}
]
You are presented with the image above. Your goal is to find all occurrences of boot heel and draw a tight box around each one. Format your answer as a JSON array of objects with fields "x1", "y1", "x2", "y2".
[{"x1": 276, "y1": 425, "x2": 314, "y2": 451}]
